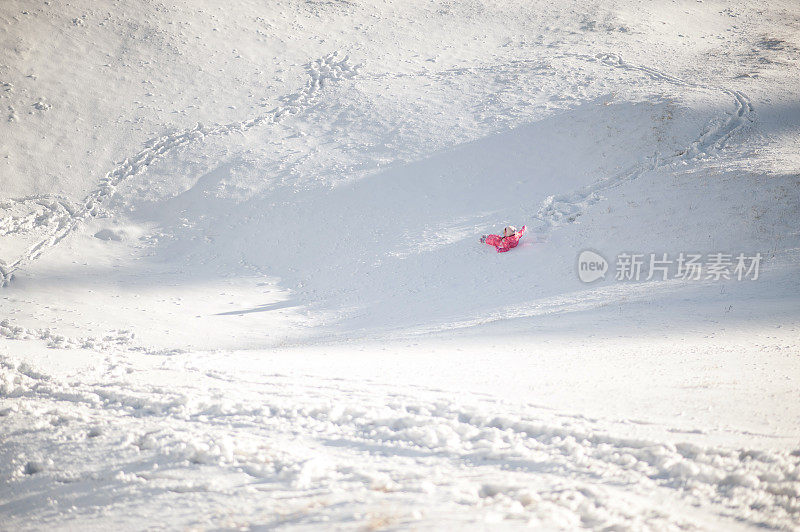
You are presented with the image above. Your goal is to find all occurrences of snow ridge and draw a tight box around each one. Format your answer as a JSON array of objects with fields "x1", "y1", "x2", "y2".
[
  {"x1": 0, "y1": 52, "x2": 358, "y2": 287},
  {"x1": 2, "y1": 358, "x2": 798, "y2": 529},
  {"x1": 0, "y1": 318, "x2": 187, "y2": 355}
]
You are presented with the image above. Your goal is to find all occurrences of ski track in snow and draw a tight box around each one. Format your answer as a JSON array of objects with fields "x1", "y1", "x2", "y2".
[
  {"x1": 1, "y1": 357, "x2": 798, "y2": 529},
  {"x1": 0, "y1": 52, "x2": 359, "y2": 287},
  {"x1": 533, "y1": 52, "x2": 754, "y2": 233}
]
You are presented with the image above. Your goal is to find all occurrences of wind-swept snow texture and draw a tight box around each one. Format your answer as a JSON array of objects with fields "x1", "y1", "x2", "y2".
[{"x1": 1, "y1": 0, "x2": 800, "y2": 530}]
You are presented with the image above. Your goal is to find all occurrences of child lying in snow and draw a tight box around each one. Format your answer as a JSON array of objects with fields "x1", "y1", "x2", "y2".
[{"x1": 480, "y1": 225, "x2": 526, "y2": 253}]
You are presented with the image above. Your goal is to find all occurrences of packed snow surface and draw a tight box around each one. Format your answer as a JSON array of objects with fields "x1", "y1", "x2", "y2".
[{"x1": 1, "y1": 0, "x2": 799, "y2": 529}]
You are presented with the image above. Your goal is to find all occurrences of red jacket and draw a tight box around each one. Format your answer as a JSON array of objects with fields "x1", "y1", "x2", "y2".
[{"x1": 483, "y1": 225, "x2": 526, "y2": 253}]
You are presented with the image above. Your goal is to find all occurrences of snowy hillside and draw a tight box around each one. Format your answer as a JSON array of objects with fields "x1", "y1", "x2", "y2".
[{"x1": 1, "y1": 0, "x2": 799, "y2": 529}]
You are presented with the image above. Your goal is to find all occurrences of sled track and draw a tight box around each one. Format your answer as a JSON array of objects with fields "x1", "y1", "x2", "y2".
[
  {"x1": 534, "y1": 53, "x2": 754, "y2": 231},
  {"x1": 2, "y1": 357, "x2": 798, "y2": 529},
  {"x1": 0, "y1": 52, "x2": 359, "y2": 287}
]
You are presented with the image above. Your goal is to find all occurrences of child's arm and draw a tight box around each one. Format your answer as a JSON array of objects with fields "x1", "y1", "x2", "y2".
[{"x1": 483, "y1": 234, "x2": 502, "y2": 246}]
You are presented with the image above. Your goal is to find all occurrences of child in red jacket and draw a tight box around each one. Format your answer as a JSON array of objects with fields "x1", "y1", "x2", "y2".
[{"x1": 481, "y1": 225, "x2": 526, "y2": 253}]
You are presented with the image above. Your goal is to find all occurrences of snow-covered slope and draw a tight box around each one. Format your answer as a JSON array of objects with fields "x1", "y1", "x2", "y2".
[{"x1": 1, "y1": 0, "x2": 799, "y2": 529}]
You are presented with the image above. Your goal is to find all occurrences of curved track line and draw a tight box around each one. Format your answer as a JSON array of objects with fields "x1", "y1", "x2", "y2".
[
  {"x1": 534, "y1": 53, "x2": 755, "y2": 232},
  {"x1": 0, "y1": 52, "x2": 358, "y2": 287}
]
